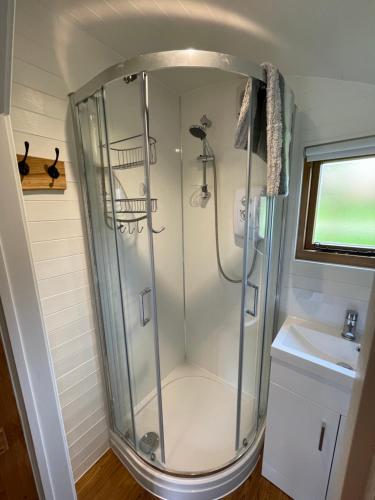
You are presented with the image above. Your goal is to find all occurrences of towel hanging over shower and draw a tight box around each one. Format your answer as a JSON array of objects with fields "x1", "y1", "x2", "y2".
[{"x1": 234, "y1": 63, "x2": 295, "y2": 197}]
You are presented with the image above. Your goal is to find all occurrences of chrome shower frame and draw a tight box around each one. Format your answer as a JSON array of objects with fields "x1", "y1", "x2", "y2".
[
  {"x1": 70, "y1": 49, "x2": 287, "y2": 497},
  {"x1": 71, "y1": 50, "x2": 265, "y2": 106}
]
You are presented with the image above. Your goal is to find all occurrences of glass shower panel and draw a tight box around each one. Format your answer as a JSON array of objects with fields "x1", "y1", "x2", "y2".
[
  {"x1": 77, "y1": 93, "x2": 136, "y2": 445},
  {"x1": 258, "y1": 196, "x2": 286, "y2": 420},
  {"x1": 236, "y1": 134, "x2": 269, "y2": 450},
  {"x1": 103, "y1": 74, "x2": 165, "y2": 465},
  {"x1": 178, "y1": 69, "x2": 251, "y2": 472}
]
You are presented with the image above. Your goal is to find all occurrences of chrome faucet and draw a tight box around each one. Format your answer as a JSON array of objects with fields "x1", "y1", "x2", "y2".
[{"x1": 341, "y1": 310, "x2": 358, "y2": 341}]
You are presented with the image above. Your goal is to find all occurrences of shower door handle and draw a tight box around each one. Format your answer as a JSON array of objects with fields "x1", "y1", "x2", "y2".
[
  {"x1": 139, "y1": 287, "x2": 151, "y2": 326},
  {"x1": 246, "y1": 281, "x2": 259, "y2": 317}
]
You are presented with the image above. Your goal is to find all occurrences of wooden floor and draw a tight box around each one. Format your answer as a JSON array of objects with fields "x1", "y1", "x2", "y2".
[{"x1": 76, "y1": 449, "x2": 290, "y2": 500}]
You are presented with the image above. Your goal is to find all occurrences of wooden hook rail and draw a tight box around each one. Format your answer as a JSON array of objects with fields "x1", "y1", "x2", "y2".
[{"x1": 17, "y1": 142, "x2": 66, "y2": 191}]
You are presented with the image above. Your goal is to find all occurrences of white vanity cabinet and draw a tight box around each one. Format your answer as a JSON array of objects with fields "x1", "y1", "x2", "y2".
[
  {"x1": 262, "y1": 317, "x2": 357, "y2": 500},
  {"x1": 264, "y1": 378, "x2": 341, "y2": 499}
]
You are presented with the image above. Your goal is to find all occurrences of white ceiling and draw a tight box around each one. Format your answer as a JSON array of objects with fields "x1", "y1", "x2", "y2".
[{"x1": 39, "y1": 0, "x2": 375, "y2": 85}]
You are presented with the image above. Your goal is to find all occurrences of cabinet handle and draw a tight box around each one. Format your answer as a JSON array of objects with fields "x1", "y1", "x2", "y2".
[{"x1": 318, "y1": 422, "x2": 326, "y2": 451}]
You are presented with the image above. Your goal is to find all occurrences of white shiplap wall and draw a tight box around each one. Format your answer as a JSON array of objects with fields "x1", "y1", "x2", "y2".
[{"x1": 12, "y1": 0, "x2": 121, "y2": 481}]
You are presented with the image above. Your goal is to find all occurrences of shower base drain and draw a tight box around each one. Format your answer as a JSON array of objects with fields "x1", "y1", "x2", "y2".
[{"x1": 139, "y1": 432, "x2": 159, "y2": 455}]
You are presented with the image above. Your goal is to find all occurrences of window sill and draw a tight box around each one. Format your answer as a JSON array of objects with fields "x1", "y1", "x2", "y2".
[{"x1": 295, "y1": 247, "x2": 375, "y2": 269}]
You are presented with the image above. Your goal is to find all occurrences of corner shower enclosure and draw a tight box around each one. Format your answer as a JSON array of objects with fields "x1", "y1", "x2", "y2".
[{"x1": 71, "y1": 50, "x2": 286, "y2": 499}]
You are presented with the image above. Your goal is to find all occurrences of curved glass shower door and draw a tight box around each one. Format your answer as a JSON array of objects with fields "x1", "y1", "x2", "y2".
[
  {"x1": 143, "y1": 68, "x2": 271, "y2": 472},
  {"x1": 73, "y1": 61, "x2": 284, "y2": 476},
  {"x1": 76, "y1": 73, "x2": 165, "y2": 466},
  {"x1": 77, "y1": 93, "x2": 136, "y2": 447}
]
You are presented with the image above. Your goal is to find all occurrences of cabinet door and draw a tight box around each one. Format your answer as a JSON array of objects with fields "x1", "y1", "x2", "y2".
[{"x1": 263, "y1": 382, "x2": 340, "y2": 500}]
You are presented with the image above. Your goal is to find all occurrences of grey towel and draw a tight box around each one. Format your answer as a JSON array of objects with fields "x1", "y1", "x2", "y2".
[
  {"x1": 234, "y1": 79, "x2": 254, "y2": 150},
  {"x1": 235, "y1": 63, "x2": 295, "y2": 196}
]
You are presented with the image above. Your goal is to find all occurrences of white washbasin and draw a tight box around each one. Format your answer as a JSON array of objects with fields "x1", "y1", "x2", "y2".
[{"x1": 272, "y1": 317, "x2": 360, "y2": 389}]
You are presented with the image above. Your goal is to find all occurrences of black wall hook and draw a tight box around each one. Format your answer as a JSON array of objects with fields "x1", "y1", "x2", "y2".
[
  {"x1": 47, "y1": 148, "x2": 60, "y2": 180},
  {"x1": 18, "y1": 141, "x2": 30, "y2": 176}
]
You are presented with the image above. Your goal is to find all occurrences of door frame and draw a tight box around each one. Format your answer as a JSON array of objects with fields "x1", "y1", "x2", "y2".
[
  {"x1": 0, "y1": 114, "x2": 76, "y2": 499},
  {"x1": 0, "y1": 1, "x2": 75, "y2": 497},
  {"x1": 0, "y1": 302, "x2": 40, "y2": 499}
]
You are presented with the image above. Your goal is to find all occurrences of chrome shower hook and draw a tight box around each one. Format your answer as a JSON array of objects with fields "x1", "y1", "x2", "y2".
[
  {"x1": 137, "y1": 221, "x2": 144, "y2": 233},
  {"x1": 128, "y1": 222, "x2": 136, "y2": 234}
]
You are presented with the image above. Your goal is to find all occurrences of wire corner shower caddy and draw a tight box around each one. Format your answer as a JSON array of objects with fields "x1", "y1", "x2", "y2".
[
  {"x1": 105, "y1": 134, "x2": 161, "y2": 234},
  {"x1": 106, "y1": 134, "x2": 157, "y2": 170}
]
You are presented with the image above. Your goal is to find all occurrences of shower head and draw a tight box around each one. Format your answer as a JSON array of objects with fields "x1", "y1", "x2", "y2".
[{"x1": 189, "y1": 125, "x2": 207, "y2": 140}]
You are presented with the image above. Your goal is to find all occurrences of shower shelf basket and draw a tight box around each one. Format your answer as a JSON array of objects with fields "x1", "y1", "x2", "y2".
[
  {"x1": 106, "y1": 134, "x2": 157, "y2": 170},
  {"x1": 115, "y1": 197, "x2": 157, "y2": 223},
  {"x1": 105, "y1": 177, "x2": 164, "y2": 234}
]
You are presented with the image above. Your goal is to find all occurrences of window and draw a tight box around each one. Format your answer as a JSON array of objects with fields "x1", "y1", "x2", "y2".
[{"x1": 296, "y1": 148, "x2": 375, "y2": 268}]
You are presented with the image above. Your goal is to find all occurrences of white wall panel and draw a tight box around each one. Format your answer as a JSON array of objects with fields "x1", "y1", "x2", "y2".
[
  {"x1": 66, "y1": 406, "x2": 106, "y2": 448},
  {"x1": 12, "y1": 82, "x2": 67, "y2": 120},
  {"x1": 35, "y1": 254, "x2": 87, "y2": 280},
  {"x1": 181, "y1": 76, "x2": 264, "y2": 395},
  {"x1": 13, "y1": 32, "x2": 66, "y2": 78},
  {"x1": 37, "y1": 270, "x2": 90, "y2": 299},
  {"x1": 56, "y1": 356, "x2": 100, "y2": 394},
  {"x1": 31, "y1": 237, "x2": 85, "y2": 262},
  {"x1": 68, "y1": 417, "x2": 107, "y2": 459},
  {"x1": 28, "y1": 219, "x2": 84, "y2": 242},
  {"x1": 12, "y1": 57, "x2": 68, "y2": 98},
  {"x1": 48, "y1": 315, "x2": 95, "y2": 348},
  {"x1": 11, "y1": 105, "x2": 66, "y2": 141},
  {"x1": 41, "y1": 285, "x2": 91, "y2": 315},
  {"x1": 13, "y1": 0, "x2": 122, "y2": 480},
  {"x1": 51, "y1": 332, "x2": 98, "y2": 379},
  {"x1": 59, "y1": 370, "x2": 102, "y2": 408},
  {"x1": 25, "y1": 200, "x2": 82, "y2": 221},
  {"x1": 62, "y1": 385, "x2": 105, "y2": 432},
  {"x1": 44, "y1": 300, "x2": 93, "y2": 333}
]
